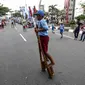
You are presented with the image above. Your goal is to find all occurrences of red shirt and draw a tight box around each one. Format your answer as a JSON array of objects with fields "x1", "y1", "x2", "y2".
[{"x1": 81, "y1": 24, "x2": 85, "y2": 32}]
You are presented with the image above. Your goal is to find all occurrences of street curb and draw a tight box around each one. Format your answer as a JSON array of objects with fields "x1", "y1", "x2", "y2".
[{"x1": 68, "y1": 29, "x2": 82, "y2": 34}]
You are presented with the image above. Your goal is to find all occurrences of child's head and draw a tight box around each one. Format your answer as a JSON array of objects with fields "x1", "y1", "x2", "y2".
[{"x1": 35, "y1": 10, "x2": 44, "y2": 20}]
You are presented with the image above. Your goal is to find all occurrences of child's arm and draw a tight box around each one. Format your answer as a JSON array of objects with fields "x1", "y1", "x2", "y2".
[
  {"x1": 35, "y1": 21, "x2": 48, "y2": 32},
  {"x1": 38, "y1": 28, "x2": 47, "y2": 32},
  {"x1": 35, "y1": 28, "x2": 46, "y2": 32},
  {"x1": 34, "y1": 24, "x2": 38, "y2": 32}
]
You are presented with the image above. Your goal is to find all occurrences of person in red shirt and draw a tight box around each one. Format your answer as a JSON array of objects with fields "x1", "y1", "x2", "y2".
[{"x1": 1, "y1": 20, "x2": 4, "y2": 28}]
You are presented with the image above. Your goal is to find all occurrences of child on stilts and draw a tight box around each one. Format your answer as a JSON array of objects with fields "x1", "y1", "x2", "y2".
[{"x1": 34, "y1": 10, "x2": 55, "y2": 68}]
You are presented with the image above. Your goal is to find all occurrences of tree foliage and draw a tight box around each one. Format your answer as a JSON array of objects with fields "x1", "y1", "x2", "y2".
[
  {"x1": 12, "y1": 11, "x2": 22, "y2": 17},
  {"x1": 75, "y1": 15, "x2": 85, "y2": 20},
  {"x1": 0, "y1": 3, "x2": 10, "y2": 16},
  {"x1": 48, "y1": 4, "x2": 60, "y2": 20},
  {"x1": 59, "y1": 9, "x2": 65, "y2": 20},
  {"x1": 49, "y1": 5, "x2": 60, "y2": 15}
]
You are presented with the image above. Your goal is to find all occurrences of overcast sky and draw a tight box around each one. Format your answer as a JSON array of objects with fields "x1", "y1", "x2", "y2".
[
  {"x1": 0, "y1": 0, "x2": 83, "y2": 10},
  {"x1": 0, "y1": 0, "x2": 84, "y2": 16}
]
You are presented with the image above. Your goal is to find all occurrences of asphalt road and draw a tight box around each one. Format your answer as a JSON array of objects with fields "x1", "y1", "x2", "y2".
[{"x1": 0, "y1": 23, "x2": 85, "y2": 85}]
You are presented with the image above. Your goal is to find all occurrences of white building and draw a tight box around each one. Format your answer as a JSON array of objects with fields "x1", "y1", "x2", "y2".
[
  {"x1": 64, "y1": 0, "x2": 76, "y2": 22},
  {"x1": 68, "y1": 0, "x2": 73, "y2": 20}
]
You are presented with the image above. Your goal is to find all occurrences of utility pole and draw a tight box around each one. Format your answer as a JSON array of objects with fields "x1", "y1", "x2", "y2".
[
  {"x1": 39, "y1": 0, "x2": 42, "y2": 10},
  {"x1": 25, "y1": 0, "x2": 27, "y2": 8},
  {"x1": 72, "y1": 0, "x2": 76, "y2": 20},
  {"x1": 39, "y1": 0, "x2": 44, "y2": 11}
]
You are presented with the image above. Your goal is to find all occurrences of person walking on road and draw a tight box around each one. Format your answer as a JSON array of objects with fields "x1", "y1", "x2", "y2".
[
  {"x1": 52, "y1": 24, "x2": 55, "y2": 33},
  {"x1": 46, "y1": 17, "x2": 49, "y2": 24},
  {"x1": 59, "y1": 22, "x2": 64, "y2": 39},
  {"x1": 11, "y1": 19, "x2": 15, "y2": 28},
  {"x1": 34, "y1": 10, "x2": 55, "y2": 66},
  {"x1": 79, "y1": 24, "x2": 85, "y2": 42},
  {"x1": 74, "y1": 19, "x2": 82, "y2": 40}
]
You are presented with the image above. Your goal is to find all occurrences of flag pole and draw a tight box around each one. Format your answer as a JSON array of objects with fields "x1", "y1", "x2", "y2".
[
  {"x1": 39, "y1": 0, "x2": 42, "y2": 10},
  {"x1": 25, "y1": 0, "x2": 27, "y2": 8}
]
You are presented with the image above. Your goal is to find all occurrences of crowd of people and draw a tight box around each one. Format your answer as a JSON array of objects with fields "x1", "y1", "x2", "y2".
[
  {"x1": 50, "y1": 19, "x2": 85, "y2": 42},
  {"x1": 9, "y1": 10, "x2": 85, "y2": 42}
]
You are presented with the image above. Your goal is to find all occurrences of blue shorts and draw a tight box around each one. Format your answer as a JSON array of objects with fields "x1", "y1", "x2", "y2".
[{"x1": 60, "y1": 29, "x2": 64, "y2": 33}]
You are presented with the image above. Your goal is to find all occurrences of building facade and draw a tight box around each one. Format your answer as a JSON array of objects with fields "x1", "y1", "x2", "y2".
[{"x1": 64, "y1": 0, "x2": 76, "y2": 23}]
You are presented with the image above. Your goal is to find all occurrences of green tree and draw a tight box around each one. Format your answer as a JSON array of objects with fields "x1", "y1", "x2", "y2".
[
  {"x1": 49, "y1": 5, "x2": 60, "y2": 23},
  {"x1": 49, "y1": 5, "x2": 57, "y2": 13},
  {"x1": 59, "y1": 9, "x2": 65, "y2": 21},
  {"x1": 12, "y1": 11, "x2": 22, "y2": 17},
  {"x1": 0, "y1": 3, "x2": 10, "y2": 16},
  {"x1": 49, "y1": 5, "x2": 59, "y2": 16},
  {"x1": 75, "y1": 14, "x2": 85, "y2": 20}
]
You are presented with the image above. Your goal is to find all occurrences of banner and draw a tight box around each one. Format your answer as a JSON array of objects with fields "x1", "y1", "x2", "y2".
[
  {"x1": 29, "y1": 6, "x2": 33, "y2": 17},
  {"x1": 20, "y1": 6, "x2": 26, "y2": 19},
  {"x1": 33, "y1": 6, "x2": 37, "y2": 14}
]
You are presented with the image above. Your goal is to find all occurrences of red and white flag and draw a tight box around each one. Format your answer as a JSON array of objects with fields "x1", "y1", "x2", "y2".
[
  {"x1": 29, "y1": 6, "x2": 33, "y2": 17},
  {"x1": 33, "y1": 6, "x2": 37, "y2": 14},
  {"x1": 64, "y1": 0, "x2": 70, "y2": 23}
]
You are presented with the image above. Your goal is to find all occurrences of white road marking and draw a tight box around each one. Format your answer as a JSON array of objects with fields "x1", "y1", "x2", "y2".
[
  {"x1": 63, "y1": 34, "x2": 74, "y2": 39},
  {"x1": 14, "y1": 27, "x2": 27, "y2": 42},
  {"x1": 20, "y1": 34, "x2": 27, "y2": 42}
]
